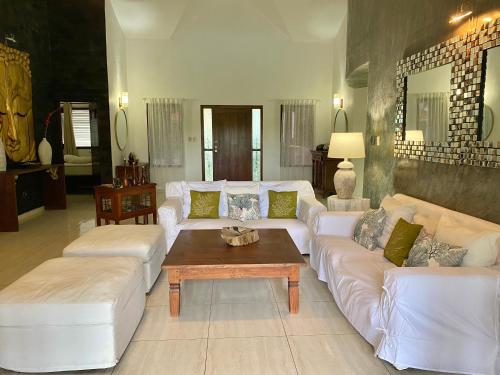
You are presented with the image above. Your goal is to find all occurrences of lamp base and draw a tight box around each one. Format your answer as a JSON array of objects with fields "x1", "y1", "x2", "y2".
[{"x1": 334, "y1": 159, "x2": 356, "y2": 199}]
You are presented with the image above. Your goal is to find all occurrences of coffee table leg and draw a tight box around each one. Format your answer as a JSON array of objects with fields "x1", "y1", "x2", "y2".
[
  {"x1": 168, "y1": 269, "x2": 181, "y2": 317},
  {"x1": 288, "y1": 265, "x2": 300, "y2": 314}
]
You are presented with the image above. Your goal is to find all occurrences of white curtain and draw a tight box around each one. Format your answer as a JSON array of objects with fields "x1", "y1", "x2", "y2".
[
  {"x1": 147, "y1": 98, "x2": 185, "y2": 189},
  {"x1": 280, "y1": 99, "x2": 315, "y2": 180},
  {"x1": 416, "y1": 92, "x2": 449, "y2": 142},
  {"x1": 62, "y1": 102, "x2": 77, "y2": 156}
]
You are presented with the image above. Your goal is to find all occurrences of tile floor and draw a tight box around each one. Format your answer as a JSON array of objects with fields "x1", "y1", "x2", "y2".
[{"x1": 0, "y1": 195, "x2": 454, "y2": 375}]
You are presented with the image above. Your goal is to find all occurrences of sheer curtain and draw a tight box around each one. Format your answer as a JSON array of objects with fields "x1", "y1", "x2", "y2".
[
  {"x1": 280, "y1": 99, "x2": 315, "y2": 181},
  {"x1": 147, "y1": 98, "x2": 185, "y2": 189},
  {"x1": 62, "y1": 102, "x2": 77, "y2": 156},
  {"x1": 416, "y1": 92, "x2": 449, "y2": 142}
]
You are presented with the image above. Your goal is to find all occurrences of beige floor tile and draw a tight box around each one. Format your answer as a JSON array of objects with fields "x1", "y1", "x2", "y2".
[
  {"x1": 209, "y1": 302, "x2": 284, "y2": 338},
  {"x1": 205, "y1": 337, "x2": 296, "y2": 375},
  {"x1": 113, "y1": 339, "x2": 206, "y2": 375},
  {"x1": 132, "y1": 304, "x2": 210, "y2": 340},
  {"x1": 212, "y1": 279, "x2": 275, "y2": 304},
  {"x1": 7, "y1": 368, "x2": 112, "y2": 375},
  {"x1": 270, "y1": 275, "x2": 333, "y2": 303},
  {"x1": 383, "y1": 362, "x2": 458, "y2": 375},
  {"x1": 147, "y1": 279, "x2": 213, "y2": 307},
  {"x1": 289, "y1": 334, "x2": 389, "y2": 375},
  {"x1": 278, "y1": 301, "x2": 355, "y2": 335}
]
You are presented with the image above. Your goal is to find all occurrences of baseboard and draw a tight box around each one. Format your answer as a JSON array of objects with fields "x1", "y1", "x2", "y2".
[{"x1": 18, "y1": 207, "x2": 45, "y2": 224}]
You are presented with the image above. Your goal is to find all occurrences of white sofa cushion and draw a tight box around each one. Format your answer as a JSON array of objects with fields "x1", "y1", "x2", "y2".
[
  {"x1": 434, "y1": 215, "x2": 500, "y2": 267},
  {"x1": 258, "y1": 181, "x2": 315, "y2": 217},
  {"x1": 0, "y1": 257, "x2": 144, "y2": 326},
  {"x1": 63, "y1": 225, "x2": 165, "y2": 261},
  {"x1": 181, "y1": 180, "x2": 226, "y2": 218},
  {"x1": 245, "y1": 219, "x2": 310, "y2": 254},
  {"x1": 378, "y1": 195, "x2": 416, "y2": 248}
]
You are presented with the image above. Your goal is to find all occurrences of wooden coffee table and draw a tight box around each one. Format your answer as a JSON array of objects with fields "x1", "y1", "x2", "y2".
[{"x1": 162, "y1": 229, "x2": 306, "y2": 317}]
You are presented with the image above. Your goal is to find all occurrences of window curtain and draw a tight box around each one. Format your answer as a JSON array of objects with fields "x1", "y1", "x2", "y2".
[
  {"x1": 62, "y1": 102, "x2": 77, "y2": 156},
  {"x1": 280, "y1": 99, "x2": 315, "y2": 180},
  {"x1": 416, "y1": 92, "x2": 449, "y2": 142},
  {"x1": 146, "y1": 98, "x2": 185, "y2": 188}
]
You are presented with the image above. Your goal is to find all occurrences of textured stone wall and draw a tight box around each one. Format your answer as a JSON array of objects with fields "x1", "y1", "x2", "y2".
[
  {"x1": 1, "y1": 0, "x2": 112, "y2": 182},
  {"x1": 348, "y1": 0, "x2": 500, "y2": 223}
]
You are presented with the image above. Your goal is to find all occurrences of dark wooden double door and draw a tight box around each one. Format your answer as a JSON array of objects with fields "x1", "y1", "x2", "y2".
[{"x1": 202, "y1": 105, "x2": 262, "y2": 181}]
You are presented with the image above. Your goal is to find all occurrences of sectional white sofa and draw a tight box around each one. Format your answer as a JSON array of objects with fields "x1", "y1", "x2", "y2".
[
  {"x1": 310, "y1": 193, "x2": 500, "y2": 375},
  {"x1": 157, "y1": 180, "x2": 326, "y2": 254}
]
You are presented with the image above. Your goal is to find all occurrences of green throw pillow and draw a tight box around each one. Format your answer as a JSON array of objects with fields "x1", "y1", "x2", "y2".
[
  {"x1": 268, "y1": 190, "x2": 297, "y2": 218},
  {"x1": 384, "y1": 218, "x2": 423, "y2": 266},
  {"x1": 188, "y1": 191, "x2": 220, "y2": 219}
]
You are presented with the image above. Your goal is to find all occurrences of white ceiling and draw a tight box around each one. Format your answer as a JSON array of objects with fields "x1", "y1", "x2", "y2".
[{"x1": 110, "y1": 0, "x2": 347, "y2": 42}]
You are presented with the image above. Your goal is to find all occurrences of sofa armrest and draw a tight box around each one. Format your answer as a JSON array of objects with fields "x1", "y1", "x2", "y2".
[
  {"x1": 158, "y1": 197, "x2": 183, "y2": 229},
  {"x1": 312, "y1": 211, "x2": 363, "y2": 237},
  {"x1": 298, "y1": 196, "x2": 327, "y2": 229},
  {"x1": 377, "y1": 266, "x2": 500, "y2": 371}
]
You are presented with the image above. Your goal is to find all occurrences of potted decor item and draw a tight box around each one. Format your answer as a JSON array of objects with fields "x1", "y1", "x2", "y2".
[{"x1": 38, "y1": 107, "x2": 60, "y2": 165}]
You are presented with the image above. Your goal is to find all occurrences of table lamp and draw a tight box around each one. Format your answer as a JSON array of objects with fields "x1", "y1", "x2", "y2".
[
  {"x1": 405, "y1": 130, "x2": 424, "y2": 142},
  {"x1": 327, "y1": 132, "x2": 365, "y2": 199}
]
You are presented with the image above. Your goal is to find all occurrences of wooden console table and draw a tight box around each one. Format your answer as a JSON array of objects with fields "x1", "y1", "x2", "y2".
[
  {"x1": 94, "y1": 183, "x2": 157, "y2": 226},
  {"x1": 311, "y1": 150, "x2": 342, "y2": 198},
  {"x1": 0, "y1": 164, "x2": 66, "y2": 232}
]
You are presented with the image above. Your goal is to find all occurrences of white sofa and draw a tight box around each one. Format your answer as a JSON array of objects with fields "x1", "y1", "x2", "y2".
[
  {"x1": 158, "y1": 180, "x2": 326, "y2": 254},
  {"x1": 310, "y1": 194, "x2": 500, "y2": 375}
]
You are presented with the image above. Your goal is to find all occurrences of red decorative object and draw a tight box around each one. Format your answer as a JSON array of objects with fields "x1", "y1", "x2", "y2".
[{"x1": 43, "y1": 107, "x2": 61, "y2": 138}]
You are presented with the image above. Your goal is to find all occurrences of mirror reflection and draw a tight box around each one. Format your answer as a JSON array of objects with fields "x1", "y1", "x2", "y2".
[
  {"x1": 405, "y1": 63, "x2": 451, "y2": 143},
  {"x1": 483, "y1": 46, "x2": 499, "y2": 141},
  {"x1": 114, "y1": 109, "x2": 128, "y2": 151}
]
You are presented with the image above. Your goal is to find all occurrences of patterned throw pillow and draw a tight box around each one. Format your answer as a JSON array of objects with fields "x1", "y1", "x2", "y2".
[
  {"x1": 404, "y1": 231, "x2": 468, "y2": 267},
  {"x1": 227, "y1": 193, "x2": 260, "y2": 221},
  {"x1": 188, "y1": 191, "x2": 220, "y2": 219},
  {"x1": 353, "y1": 207, "x2": 386, "y2": 250},
  {"x1": 268, "y1": 190, "x2": 297, "y2": 218}
]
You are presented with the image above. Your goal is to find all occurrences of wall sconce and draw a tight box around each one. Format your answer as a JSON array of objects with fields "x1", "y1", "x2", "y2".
[
  {"x1": 332, "y1": 94, "x2": 344, "y2": 109},
  {"x1": 449, "y1": 10, "x2": 472, "y2": 24},
  {"x1": 119, "y1": 92, "x2": 128, "y2": 109}
]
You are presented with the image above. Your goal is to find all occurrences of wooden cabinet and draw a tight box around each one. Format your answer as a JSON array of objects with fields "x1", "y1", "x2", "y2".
[
  {"x1": 0, "y1": 165, "x2": 67, "y2": 232},
  {"x1": 94, "y1": 183, "x2": 157, "y2": 226},
  {"x1": 310, "y1": 150, "x2": 342, "y2": 198}
]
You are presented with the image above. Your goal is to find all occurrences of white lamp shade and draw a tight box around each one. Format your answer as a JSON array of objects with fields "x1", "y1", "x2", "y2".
[
  {"x1": 327, "y1": 132, "x2": 365, "y2": 159},
  {"x1": 405, "y1": 130, "x2": 424, "y2": 142}
]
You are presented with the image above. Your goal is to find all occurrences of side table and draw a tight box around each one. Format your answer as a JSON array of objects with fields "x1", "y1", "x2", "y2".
[
  {"x1": 94, "y1": 183, "x2": 157, "y2": 225},
  {"x1": 327, "y1": 195, "x2": 370, "y2": 211}
]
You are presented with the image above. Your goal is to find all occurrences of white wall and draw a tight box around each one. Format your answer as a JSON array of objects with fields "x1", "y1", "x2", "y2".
[
  {"x1": 105, "y1": 0, "x2": 128, "y2": 175},
  {"x1": 125, "y1": 22, "x2": 334, "y2": 181},
  {"x1": 331, "y1": 18, "x2": 368, "y2": 198}
]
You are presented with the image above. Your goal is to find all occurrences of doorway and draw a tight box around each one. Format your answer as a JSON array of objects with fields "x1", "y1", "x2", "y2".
[{"x1": 201, "y1": 105, "x2": 262, "y2": 181}]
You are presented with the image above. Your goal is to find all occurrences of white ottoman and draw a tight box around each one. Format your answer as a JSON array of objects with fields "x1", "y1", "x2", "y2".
[
  {"x1": 63, "y1": 225, "x2": 166, "y2": 292},
  {"x1": 0, "y1": 257, "x2": 145, "y2": 373}
]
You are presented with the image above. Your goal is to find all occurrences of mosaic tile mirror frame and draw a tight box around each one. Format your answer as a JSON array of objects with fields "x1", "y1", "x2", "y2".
[{"x1": 394, "y1": 17, "x2": 500, "y2": 168}]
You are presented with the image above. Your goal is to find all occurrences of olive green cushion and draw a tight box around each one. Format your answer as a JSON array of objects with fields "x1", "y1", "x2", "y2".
[
  {"x1": 188, "y1": 191, "x2": 220, "y2": 219},
  {"x1": 268, "y1": 190, "x2": 297, "y2": 218},
  {"x1": 384, "y1": 218, "x2": 423, "y2": 266}
]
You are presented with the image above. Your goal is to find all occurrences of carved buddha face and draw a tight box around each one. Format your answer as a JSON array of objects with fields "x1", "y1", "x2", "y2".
[{"x1": 0, "y1": 44, "x2": 35, "y2": 163}]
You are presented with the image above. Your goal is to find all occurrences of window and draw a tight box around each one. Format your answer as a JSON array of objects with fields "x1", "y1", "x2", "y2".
[
  {"x1": 280, "y1": 101, "x2": 315, "y2": 167},
  {"x1": 61, "y1": 103, "x2": 92, "y2": 147}
]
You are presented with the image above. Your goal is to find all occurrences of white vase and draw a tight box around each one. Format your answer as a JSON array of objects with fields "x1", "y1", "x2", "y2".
[
  {"x1": 0, "y1": 137, "x2": 6, "y2": 171},
  {"x1": 38, "y1": 137, "x2": 52, "y2": 165}
]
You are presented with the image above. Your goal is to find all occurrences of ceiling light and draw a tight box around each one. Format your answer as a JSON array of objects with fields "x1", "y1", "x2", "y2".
[
  {"x1": 449, "y1": 10, "x2": 473, "y2": 24},
  {"x1": 483, "y1": 16, "x2": 493, "y2": 23}
]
